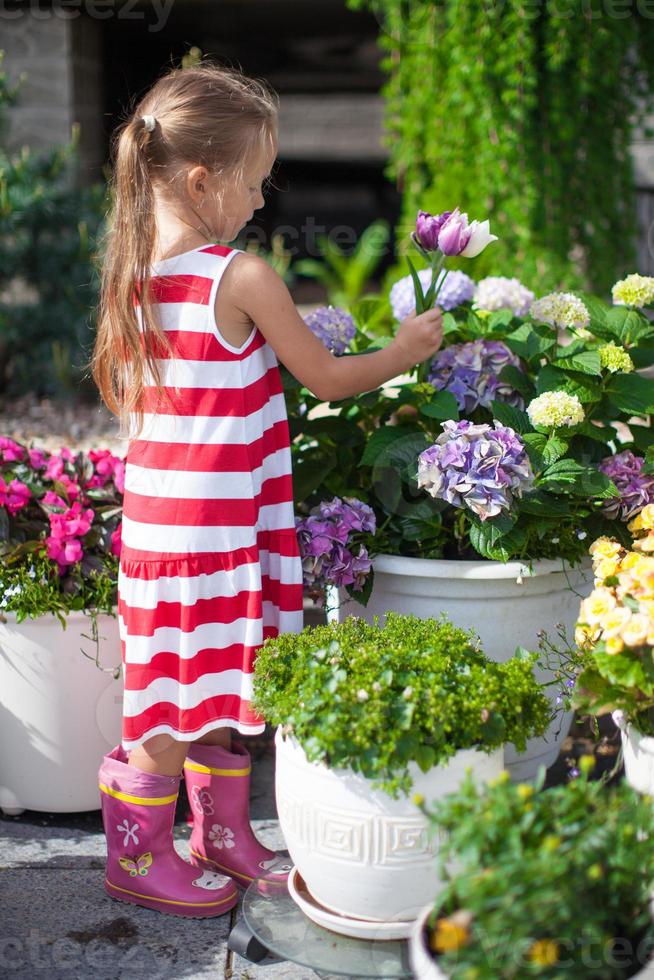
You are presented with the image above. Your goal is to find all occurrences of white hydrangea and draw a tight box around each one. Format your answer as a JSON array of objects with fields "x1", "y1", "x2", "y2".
[
  {"x1": 611, "y1": 274, "x2": 654, "y2": 308},
  {"x1": 526, "y1": 390, "x2": 585, "y2": 428},
  {"x1": 473, "y1": 276, "x2": 535, "y2": 317},
  {"x1": 530, "y1": 292, "x2": 590, "y2": 331}
]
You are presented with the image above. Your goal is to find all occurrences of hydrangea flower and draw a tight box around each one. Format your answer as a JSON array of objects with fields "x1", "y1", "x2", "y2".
[
  {"x1": 295, "y1": 496, "x2": 376, "y2": 596},
  {"x1": 303, "y1": 306, "x2": 356, "y2": 355},
  {"x1": 598, "y1": 342, "x2": 634, "y2": 374},
  {"x1": 526, "y1": 391, "x2": 585, "y2": 428},
  {"x1": 612, "y1": 274, "x2": 654, "y2": 308},
  {"x1": 417, "y1": 419, "x2": 535, "y2": 521},
  {"x1": 598, "y1": 451, "x2": 654, "y2": 521},
  {"x1": 390, "y1": 269, "x2": 475, "y2": 321},
  {"x1": 428, "y1": 339, "x2": 525, "y2": 413},
  {"x1": 530, "y1": 292, "x2": 590, "y2": 332},
  {"x1": 473, "y1": 276, "x2": 535, "y2": 317}
]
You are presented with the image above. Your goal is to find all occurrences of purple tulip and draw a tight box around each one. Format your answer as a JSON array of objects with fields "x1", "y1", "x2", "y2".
[
  {"x1": 413, "y1": 210, "x2": 451, "y2": 252},
  {"x1": 437, "y1": 208, "x2": 498, "y2": 258}
]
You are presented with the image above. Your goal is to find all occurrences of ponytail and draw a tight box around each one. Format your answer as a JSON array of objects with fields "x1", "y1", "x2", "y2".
[{"x1": 91, "y1": 62, "x2": 278, "y2": 437}]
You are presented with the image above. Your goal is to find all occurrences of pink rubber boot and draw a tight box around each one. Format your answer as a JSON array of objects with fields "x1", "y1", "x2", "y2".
[
  {"x1": 99, "y1": 745, "x2": 238, "y2": 917},
  {"x1": 184, "y1": 741, "x2": 292, "y2": 889}
]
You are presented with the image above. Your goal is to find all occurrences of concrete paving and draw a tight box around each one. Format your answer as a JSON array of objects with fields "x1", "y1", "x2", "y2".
[{"x1": 0, "y1": 737, "x2": 330, "y2": 980}]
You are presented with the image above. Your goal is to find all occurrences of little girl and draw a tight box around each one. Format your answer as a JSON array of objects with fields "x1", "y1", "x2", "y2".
[{"x1": 92, "y1": 62, "x2": 443, "y2": 918}]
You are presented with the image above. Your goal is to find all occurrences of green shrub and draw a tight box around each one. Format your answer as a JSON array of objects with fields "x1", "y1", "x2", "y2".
[{"x1": 253, "y1": 611, "x2": 551, "y2": 796}]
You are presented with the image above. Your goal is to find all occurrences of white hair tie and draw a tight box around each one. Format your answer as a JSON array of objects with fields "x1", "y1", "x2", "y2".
[{"x1": 142, "y1": 115, "x2": 156, "y2": 133}]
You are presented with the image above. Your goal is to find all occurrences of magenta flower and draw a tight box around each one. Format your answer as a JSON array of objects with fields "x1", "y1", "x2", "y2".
[
  {"x1": 44, "y1": 455, "x2": 65, "y2": 481},
  {"x1": 0, "y1": 437, "x2": 25, "y2": 463},
  {"x1": 42, "y1": 490, "x2": 68, "y2": 510},
  {"x1": 111, "y1": 522, "x2": 123, "y2": 557},
  {"x1": 28, "y1": 448, "x2": 48, "y2": 470},
  {"x1": 46, "y1": 535, "x2": 83, "y2": 568},
  {"x1": 0, "y1": 478, "x2": 31, "y2": 516}
]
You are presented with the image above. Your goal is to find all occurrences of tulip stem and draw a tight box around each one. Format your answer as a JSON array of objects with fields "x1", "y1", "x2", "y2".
[{"x1": 415, "y1": 252, "x2": 446, "y2": 384}]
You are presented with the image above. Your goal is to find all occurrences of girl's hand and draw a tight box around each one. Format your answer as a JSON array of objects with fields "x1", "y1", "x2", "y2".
[{"x1": 391, "y1": 307, "x2": 444, "y2": 369}]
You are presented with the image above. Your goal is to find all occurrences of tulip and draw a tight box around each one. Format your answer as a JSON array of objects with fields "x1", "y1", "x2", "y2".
[
  {"x1": 413, "y1": 209, "x2": 451, "y2": 253},
  {"x1": 438, "y1": 209, "x2": 497, "y2": 258}
]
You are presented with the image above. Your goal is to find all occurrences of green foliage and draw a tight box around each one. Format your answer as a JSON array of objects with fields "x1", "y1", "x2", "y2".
[
  {"x1": 419, "y1": 770, "x2": 654, "y2": 978},
  {"x1": 0, "y1": 51, "x2": 107, "y2": 398},
  {"x1": 252, "y1": 612, "x2": 551, "y2": 797},
  {"x1": 347, "y1": 0, "x2": 654, "y2": 293},
  {"x1": 292, "y1": 219, "x2": 391, "y2": 308},
  {"x1": 292, "y1": 289, "x2": 653, "y2": 563},
  {"x1": 0, "y1": 553, "x2": 117, "y2": 625}
]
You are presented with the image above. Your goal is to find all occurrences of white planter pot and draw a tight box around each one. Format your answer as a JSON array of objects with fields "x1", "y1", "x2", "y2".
[
  {"x1": 613, "y1": 710, "x2": 654, "y2": 796},
  {"x1": 274, "y1": 728, "x2": 503, "y2": 924},
  {"x1": 0, "y1": 610, "x2": 123, "y2": 813},
  {"x1": 410, "y1": 900, "x2": 654, "y2": 979},
  {"x1": 338, "y1": 554, "x2": 594, "y2": 782}
]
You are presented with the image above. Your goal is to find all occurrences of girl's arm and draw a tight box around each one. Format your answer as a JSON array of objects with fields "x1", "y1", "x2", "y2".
[{"x1": 226, "y1": 254, "x2": 444, "y2": 402}]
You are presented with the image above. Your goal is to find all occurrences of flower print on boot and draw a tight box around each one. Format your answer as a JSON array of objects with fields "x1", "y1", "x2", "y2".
[
  {"x1": 99, "y1": 745, "x2": 238, "y2": 917},
  {"x1": 184, "y1": 741, "x2": 292, "y2": 890}
]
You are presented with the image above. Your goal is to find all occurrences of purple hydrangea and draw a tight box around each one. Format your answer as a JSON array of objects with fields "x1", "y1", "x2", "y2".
[
  {"x1": 427, "y1": 339, "x2": 525, "y2": 413},
  {"x1": 390, "y1": 269, "x2": 475, "y2": 321},
  {"x1": 295, "y1": 496, "x2": 376, "y2": 596},
  {"x1": 598, "y1": 451, "x2": 654, "y2": 521},
  {"x1": 417, "y1": 419, "x2": 535, "y2": 521},
  {"x1": 303, "y1": 306, "x2": 356, "y2": 355}
]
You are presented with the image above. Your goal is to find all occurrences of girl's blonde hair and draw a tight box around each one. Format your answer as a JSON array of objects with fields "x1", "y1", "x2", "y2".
[{"x1": 92, "y1": 62, "x2": 279, "y2": 434}]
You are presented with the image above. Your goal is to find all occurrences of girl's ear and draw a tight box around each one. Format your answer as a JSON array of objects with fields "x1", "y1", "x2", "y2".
[{"x1": 187, "y1": 165, "x2": 209, "y2": 206}]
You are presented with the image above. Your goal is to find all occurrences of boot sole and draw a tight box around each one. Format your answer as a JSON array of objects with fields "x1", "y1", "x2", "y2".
[
  {"x1": 104, "y1": 878, "x2": 238, "y2": 918},
  {"x1": 189, "y1": 848, "x2": 289, "y2": 892}
]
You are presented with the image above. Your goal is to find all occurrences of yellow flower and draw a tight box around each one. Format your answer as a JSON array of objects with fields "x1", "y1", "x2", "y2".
[
  {"x1": 588, "y1": 863, "x2": 603, "y2": 880},
  {"x1": 430, "y1": 914, "x2": 471, "y2": 953},
  {"x1": 529, "y1": 939, "x2": 559, "y2": 967},
  {"x1": 526, "y1": 390, "x2": 584, "y2": 428},
  {"x1": 589, "y1": 536, "x2": 623, "y2": 559},
  {"x1": 605, "y1": 635, "x2": 625, "y2": 655},
  {"x1": 412, "y1": 793, "x2": 425, "y2": 807},
  {"x1": 599, "y1": 606, "x2": 632, "y2": 638},
  {"x1": 598, "y1": 342, "x2": 634, "y2": 374},
  {"x1": 575, "y1": 623, "x2": 600, "y2": 648},
  {"x1": 628, "y1": 504, "x2": 654, "y2": 533},
  {"x1": 633, "y1": 533, "x2": 654, "y2": 555},
  {"x1": 622, "y1": 613, "x2": 651, "y2": 648},
  {"x1": 593, "y1": 556, "x2": 622, "y2": 581},
  {"x1": 580, "y1": 588, "x2": 617, "y2": 625},
  {"x1": 542, "y1": 835, "x2": 561, "y2": 852},
  {"x1": 516, "y1": 784, "x2": 533, "y2": 801}
]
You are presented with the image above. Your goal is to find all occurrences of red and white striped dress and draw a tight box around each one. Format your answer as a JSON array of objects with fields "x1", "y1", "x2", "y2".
[{"x1": 118, "y1": 243, "x2": 304, "y2": 750}]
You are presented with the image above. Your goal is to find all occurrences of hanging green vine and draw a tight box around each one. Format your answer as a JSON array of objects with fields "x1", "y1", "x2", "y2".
[{"x1": 348, "y1": 0, "x2": 654, "y2": 293}]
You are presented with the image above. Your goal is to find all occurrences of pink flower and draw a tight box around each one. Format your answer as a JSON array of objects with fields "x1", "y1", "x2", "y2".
[
  {"x1": 0, "y1": 437, "x2": 25, "y2": 463},
  {"x1": 59, "y1": 447, "x2": 75, "y2": 463},
  {"x1": 48, "y1": 501, "x2": 93, "y2": 540},
  {"x1": 44, "y1": 456, "x2": 65, "y2": 481},
  {"x1": 113, "y1": 460, "x2": 125, "y2": 494},
  {"x1": 42, "y1": 490, "x2": 68, "y2": 509},
  {"x1": 46, "y1": 535, "x2": 83, "y2": 568},
  {"x1": 0, "y1": 478, "x2": 31, "y2": 515},
  {"x1": 28, "y1": 448, "x2": 48, "y2": 470},
  {"x1": 58, "y1": 474, "x2": 80, "y2": 501},
  {"x1": 111, "y1": 522, "x2": 122, "y2": 557}
]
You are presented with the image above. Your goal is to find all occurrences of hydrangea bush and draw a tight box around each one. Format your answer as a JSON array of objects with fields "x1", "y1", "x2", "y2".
[
  {"x1": 417, "y1": 765, "x2": 654, "y2": 979},
  {"x1": 252, "y1": 612, "x2": 550, "y2": 797},
  {"x1": 290, "y1": 226, "x2": 654, "y2": 570},
  {"x1": 0, "y1": 438, "x2": 123, "y2": 623}
]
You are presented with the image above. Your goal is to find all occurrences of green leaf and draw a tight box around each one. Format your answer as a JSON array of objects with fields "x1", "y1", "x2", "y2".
[
  {"x1": 360, "y1": 426, "x2": 410, "y2": 467},
  {"x1": 605, "y1": 307, "x2": 654, "y2": 346},
  {"x1": 419, "y1": 390, "x2": 460, "y2": 421},
  {"x1": 605, "y1": 373, "x2": 654, "y2": 415},
  {"x1": 405, "y1": 256, "x2": 426, "y2": 315},
  {"x1": 540, "y1": 460, "x2": 619, "y2": 498},
  {"x1": 441, "y1": 312, "x2": 458, "y2": 335},
  {"x1": 506, "y1": 323, "x2": 557, "y2": 361},
  {"x1": 468, "y1": 512, "x2": 516, "y2": 561},
  {"x1": 490, "y1": 400, "x2": 531, "y2": 434},
  {"x1": 293, "y1": 456, "x2": 337, "y2": 502},
  {"x1": 488, "y1": 309, "x2": 514, "y2": 329},
  {"x1": 497, "y1": 364, "x2": 535, "y2": 400},
  {"x1": 345, "y1": 567, "x2": 374, "y2": 608},
  {"x1": 542, "y1": 434, "x2": 568, "y2": 465},
  {"x1": 552, "y1": 351, "x2": 602, "y2": 376}
]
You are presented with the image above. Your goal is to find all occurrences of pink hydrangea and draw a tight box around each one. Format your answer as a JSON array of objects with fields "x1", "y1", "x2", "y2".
[{"x1": 0, "y1": 478, "x2": 31, "y2": 515}]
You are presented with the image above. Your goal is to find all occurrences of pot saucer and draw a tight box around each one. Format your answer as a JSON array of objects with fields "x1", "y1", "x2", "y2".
[{"x1": 287, "y1": 867, "x2": 413, "y2": 941}]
